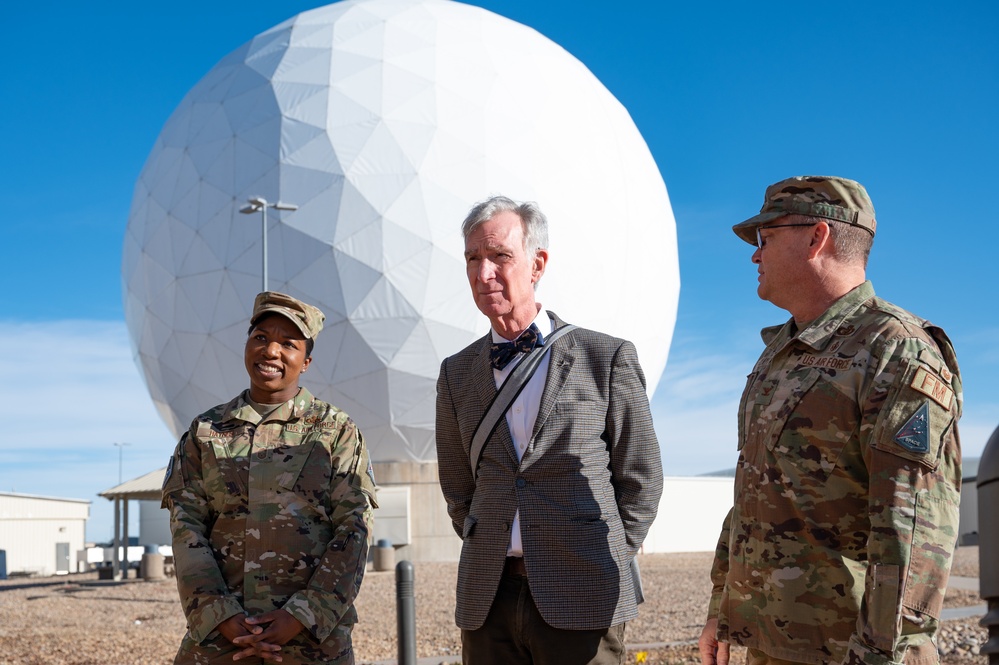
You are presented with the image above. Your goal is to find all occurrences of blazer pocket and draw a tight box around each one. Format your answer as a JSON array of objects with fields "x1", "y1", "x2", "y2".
[{"x1": 463, "y1": 515, "x2": 478, "y2": 538}]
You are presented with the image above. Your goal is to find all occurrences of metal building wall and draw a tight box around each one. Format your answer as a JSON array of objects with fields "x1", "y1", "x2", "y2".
[
  {"x1": 959, "y1": 479, "x2": 980, "y2": 545},
  {"x1": 138, "y1": 500, "x2": 171, "y2": 547},
  {"x1": 0, "y1": 493, "x2": 89, "y2": 576}
]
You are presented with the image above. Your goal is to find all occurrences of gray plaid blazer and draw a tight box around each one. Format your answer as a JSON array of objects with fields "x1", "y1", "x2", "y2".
[{"x1": 435, "y1": 311, "x2": 663, "y2": 631}]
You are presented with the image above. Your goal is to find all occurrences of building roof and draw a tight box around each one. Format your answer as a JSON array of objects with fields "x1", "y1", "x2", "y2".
[
  {"x1": 0, "y1": 491, "x2": 90, "y2": 504},
  {"x1": 98, "y1": 467, "x2": 167, "y2": 501}
]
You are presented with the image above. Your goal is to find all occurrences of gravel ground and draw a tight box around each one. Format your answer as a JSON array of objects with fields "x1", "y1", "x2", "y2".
[{"x1": 0, "y1": 548, "x2": 987, "y2": 665}]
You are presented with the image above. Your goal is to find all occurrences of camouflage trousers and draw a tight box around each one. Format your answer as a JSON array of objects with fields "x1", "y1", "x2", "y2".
[
  {"x1": 173, "y1": 622, "x2": 354, "y2": 665},
  {"x1": 746, "y1": 647, "x2": 812, "y2": 665}
]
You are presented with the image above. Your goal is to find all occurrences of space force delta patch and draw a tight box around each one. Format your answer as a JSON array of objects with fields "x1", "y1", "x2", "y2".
[{"x1": 895, "y1": 401, "x2": 930, "y2": 453}]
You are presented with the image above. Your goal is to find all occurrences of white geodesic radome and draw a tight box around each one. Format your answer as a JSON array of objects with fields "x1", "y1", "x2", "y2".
[{"x1": 122, "y1": 0, "x2": 679, "y2": 462}]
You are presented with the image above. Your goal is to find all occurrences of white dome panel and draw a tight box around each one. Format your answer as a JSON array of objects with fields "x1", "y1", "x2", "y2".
[{"x1": 123, "y1": 0, "x2": 679, "y2": 461}]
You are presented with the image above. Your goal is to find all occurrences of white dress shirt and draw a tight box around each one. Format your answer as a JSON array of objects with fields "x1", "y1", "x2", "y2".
[{"x1": 491, "y1": 308, "x2": 553, "y2": 557}]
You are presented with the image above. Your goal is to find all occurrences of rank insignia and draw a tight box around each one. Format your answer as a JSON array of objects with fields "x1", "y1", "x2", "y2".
[{"x1": 895, "y1": 401, "x2": 930, "y2": 453}]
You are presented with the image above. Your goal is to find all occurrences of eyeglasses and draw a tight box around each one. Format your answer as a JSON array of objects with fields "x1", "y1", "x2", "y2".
[{"x1": 755, "y1": 223, "x2": 815, "y2": 250}]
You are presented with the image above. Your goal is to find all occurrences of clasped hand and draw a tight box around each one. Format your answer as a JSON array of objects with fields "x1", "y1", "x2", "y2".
[{"x1": 217, "y1": 611, "x2": 306, "y2": 662}]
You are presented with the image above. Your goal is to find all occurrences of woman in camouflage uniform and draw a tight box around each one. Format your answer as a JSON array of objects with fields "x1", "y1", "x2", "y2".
[{"x1": 162, "y1": 292, "x2": 377, "y2": 664}]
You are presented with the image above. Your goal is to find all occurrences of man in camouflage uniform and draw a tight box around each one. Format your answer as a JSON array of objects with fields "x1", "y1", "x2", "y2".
[
  {"x1": 162, "y1": 291, "x2": 378, "y2": 664},
  {"x1": 698, "y1": 176, "x2": 962, "y2": 665}
]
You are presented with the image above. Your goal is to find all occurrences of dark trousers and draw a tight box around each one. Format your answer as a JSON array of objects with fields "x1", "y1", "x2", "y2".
[{"x1": 461, "y1": 564, "x2": 626, "y2": 665}]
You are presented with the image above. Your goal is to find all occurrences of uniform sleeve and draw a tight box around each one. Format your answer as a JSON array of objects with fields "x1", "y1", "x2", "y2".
[
  {"x1": 435, "y1": 358, "x2": 475, "y2": 538},
  {"x1": 281, "y1": 421, "x2": 375, "y2": 642},
  {"x1": 605, "y1": 341, "x2": 664, "y2": 551},
  {"x1": 161, "y1": 429, "x2": 244, "y2": 643},
  {"x1": 845, "y1": 336, "x2": 962, "y2": 665},
  {"x1": 707, "y1": 507, "x2": 733, "y2": 619}
]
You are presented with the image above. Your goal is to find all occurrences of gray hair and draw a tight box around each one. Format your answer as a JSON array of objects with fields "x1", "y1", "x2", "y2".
[
  {"x1": 784, "y1": 213, "x2": 873, "y2": 268},
  {"x1": 461, "y1": 195, "x2": 549, "y2": 258}
]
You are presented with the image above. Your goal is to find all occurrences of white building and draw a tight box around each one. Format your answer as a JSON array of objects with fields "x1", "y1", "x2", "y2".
[{"x1": 0, "y1": 492, "x2": 90, "y2": 577}]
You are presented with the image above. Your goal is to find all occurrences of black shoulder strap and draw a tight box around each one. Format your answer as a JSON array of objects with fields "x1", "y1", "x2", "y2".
[{"x1": 468, "y1": 324, "x2": 577, "y2": 482}]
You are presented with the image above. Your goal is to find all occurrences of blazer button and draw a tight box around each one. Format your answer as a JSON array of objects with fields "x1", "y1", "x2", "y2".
[
  {"x1": 503, "y1": 522, "x2": 510, "y2": 532},
  {"x1": 515, "y1": 478, "x2": 526, "y2": 488}
]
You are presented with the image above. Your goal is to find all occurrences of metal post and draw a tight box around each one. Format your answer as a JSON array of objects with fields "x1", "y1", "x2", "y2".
[
  {"x1": 979, "y1": 423, "x2": 999, "y2": 662},
  {"x1": 239, "y1": 198, "x2": 297, "y2": 293},
  {"x1": 396, "y1": 560, "x2": 417, "y2": 665},
  {"x1": 261, "y1": 204, "x2": 268, "y2": 292},
  {"x1": 112, "y1": 497, "x2": 121, "y2": 580},
  {"x1": 113, "y1": 442, "x2": 131, "y2": 484},
  {"x1": 122, "y1": 498, "x2": 130, "y2": 579}
]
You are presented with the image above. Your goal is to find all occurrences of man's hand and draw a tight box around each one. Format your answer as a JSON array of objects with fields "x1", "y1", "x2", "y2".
[
  {"x1": 228, "y1": 610, "x2": 307, "y2": 661},
  {"x1": 699, "y1": 618, "x2": 730, "y2": 665}
]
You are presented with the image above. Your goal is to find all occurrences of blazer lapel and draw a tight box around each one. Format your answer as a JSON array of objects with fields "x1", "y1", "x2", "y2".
[
  {"x1": 525, "y1": 311, "x2": 576, "y2": 463},
  {"x1": 471, "y1": 335, "x2": 497, "y2": 410},
  {"x1": 469, "y1": 334, "x2": 519, "y2": 465}
]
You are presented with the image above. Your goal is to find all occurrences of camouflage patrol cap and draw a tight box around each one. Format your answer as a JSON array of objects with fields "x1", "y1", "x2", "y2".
[
  {"x1": 251, "y1": 291, "x2": 325, "y2": 340},
  {"x1": 733, "y1": 175, "x2": 877, "y2": 245}
]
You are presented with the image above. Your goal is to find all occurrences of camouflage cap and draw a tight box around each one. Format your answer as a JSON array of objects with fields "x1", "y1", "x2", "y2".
[
  {"x1": 250, "y1": 291, "x2": 325, "y2": 340},
  {"x1": 733, "y1": 175, "x2": 877, "y2": 245}
]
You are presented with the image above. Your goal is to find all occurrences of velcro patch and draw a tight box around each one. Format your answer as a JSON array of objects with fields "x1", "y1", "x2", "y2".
[
  {"x1": 910, "y1": 366, "x2": 954, "y2": 409},
  {"x1": 895, "y1": 401, "x2": 930, "y2": 453},
  {"x1": 799, "y1": 354, "x2": 851, "y2": 370},
  {"x1": 162, "y1": 455, "x2": 174, "y2": 487}
]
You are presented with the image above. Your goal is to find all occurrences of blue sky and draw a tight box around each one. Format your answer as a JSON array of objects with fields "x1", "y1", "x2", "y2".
[{"x1": 1, "y1": 1, "x2": 996, "y2": 542}]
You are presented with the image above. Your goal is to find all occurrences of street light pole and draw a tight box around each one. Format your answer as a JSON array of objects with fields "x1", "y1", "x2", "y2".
[
  {"x1": 239, "y1": 197, "x2": 299, "y2": 292},
  {"x1": 112, "y1": 442, "x2": 131, "y2": 484}
]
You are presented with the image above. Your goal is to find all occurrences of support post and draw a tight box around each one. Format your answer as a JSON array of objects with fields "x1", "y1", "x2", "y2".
[
  {"x1": 122, "y1": 498, "x2": 130, "y2": 578},
  {"x1": 396, "y1": 560, "x2": 416, "y2": 665},
  {"x1": 979, "y1": 423, "x2": 999, "y2": 662},
  {"x1": 112, "y1": 497, "x2": 121, "y2": 580}
]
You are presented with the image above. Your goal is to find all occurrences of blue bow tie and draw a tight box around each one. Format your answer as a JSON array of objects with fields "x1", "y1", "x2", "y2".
[{"x1": 490, "y1": 324, "x2": 545, "y2": 370}]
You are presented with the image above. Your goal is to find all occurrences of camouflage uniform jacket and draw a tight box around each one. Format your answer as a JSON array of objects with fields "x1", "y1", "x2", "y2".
[
  {"x1": 708, "y1": 281, "x2": 962, "y2": 665},
  {"x1": 161, "y1": 387, "x2": 377, "y2": 663}
]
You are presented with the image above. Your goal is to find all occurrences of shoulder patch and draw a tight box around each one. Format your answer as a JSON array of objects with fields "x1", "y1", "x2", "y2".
[
  {"x1": 895, "y1": 401, "x2": 930, "y2": 453},
  {"x1": 910, "y1": 366, "x2": 954, "y2": 409},
  {"x1": 162, "y1": 455, "x2": 174, "y2": 488}
]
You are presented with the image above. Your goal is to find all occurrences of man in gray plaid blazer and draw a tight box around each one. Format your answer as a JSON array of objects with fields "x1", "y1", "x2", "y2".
[{"x1": 436, "y1": 195, "x2": 664, "y2": 665}]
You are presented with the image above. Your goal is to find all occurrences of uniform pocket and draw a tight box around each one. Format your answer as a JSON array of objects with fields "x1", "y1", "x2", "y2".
[
  {"x1": 761, "y1": 371, "x2": 820, "y2": 451},
  {"x1": 863, "y1": 562, "x2": 900, "y2": 653},
  {"x1": 736, "y1": 372, "x2": 757, "y2": 452},
  {"x1": 275, "y1": 437, "x2": 323, "y2": 491},
  {"x1": 903, "y1": 491, "x2": 959, "y2": 618}
]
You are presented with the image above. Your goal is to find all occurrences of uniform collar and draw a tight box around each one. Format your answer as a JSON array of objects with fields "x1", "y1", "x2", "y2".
[
  {"x1": 762, "y1": 281, "x2": 875, "y2": 352},
  {"x1": 222, "y1": 387, "x2": 315, "y2": 424}
]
